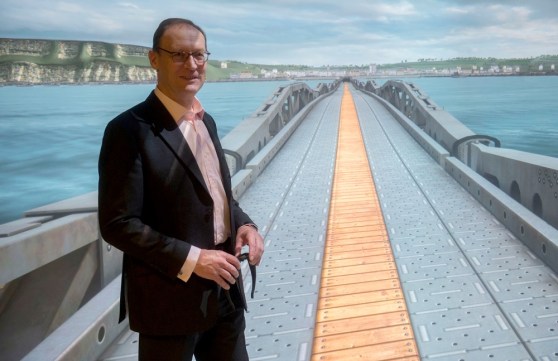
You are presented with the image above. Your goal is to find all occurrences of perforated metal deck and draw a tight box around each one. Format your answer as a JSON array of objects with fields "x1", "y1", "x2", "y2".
[
  {"x1": 238, "y1": 87, "x2": 341, "y2": 361},
  {"x1": 99, "y1": 85, "x2": 558, "y2": 361},
  {"x1": 352, "y1": 88, "x2": 558, "y2": 360}
]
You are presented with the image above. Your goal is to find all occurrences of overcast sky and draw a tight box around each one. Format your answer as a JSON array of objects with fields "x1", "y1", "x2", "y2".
[{"x1": 1, "y1": 0, "x2": 557, "y2": 66}]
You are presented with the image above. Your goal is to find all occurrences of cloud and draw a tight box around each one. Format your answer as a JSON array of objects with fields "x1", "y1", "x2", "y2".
[{"x1": 0, "y1": 0, "x2": 556, "y2": 65}]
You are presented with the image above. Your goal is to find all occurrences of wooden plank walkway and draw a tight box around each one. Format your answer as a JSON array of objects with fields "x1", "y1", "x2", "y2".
[{"x1": 311, "y1": 84, "x2": 420, "y2": 361}]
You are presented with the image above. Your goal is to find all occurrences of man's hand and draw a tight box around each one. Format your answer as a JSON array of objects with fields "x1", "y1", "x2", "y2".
[
  {"x1": 235, "y1": 225, "x2": 264, "y2": 266},
  {"x1": 193, "y1": 250, "x2": 241, "y2": 289}
]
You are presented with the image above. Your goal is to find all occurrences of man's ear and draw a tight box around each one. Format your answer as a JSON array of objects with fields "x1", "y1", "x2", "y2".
[{"x1": 148, "y1": 50, "x2": 159, "y2": 70}]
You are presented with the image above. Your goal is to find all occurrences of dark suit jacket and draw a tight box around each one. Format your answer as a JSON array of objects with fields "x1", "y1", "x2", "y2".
[{"x1": 98, "y1": 91, "x2": 253, "y2": 335}]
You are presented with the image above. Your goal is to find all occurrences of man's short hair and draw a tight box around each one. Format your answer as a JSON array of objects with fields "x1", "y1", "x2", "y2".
[{"x1": 152, "y1": 18, "x2": 207, "y2": 50}]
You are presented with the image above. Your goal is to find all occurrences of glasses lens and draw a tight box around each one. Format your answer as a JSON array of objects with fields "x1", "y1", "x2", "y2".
[
  {"x1": 193, "y1": 52, "x2": 209, "y2": 64},
  {"x1": 163, "y1": 49, "x2": 208, "y2": 64},
  {"x1": 171, "y1": 53, "x2": 184, "y2": 63},
  {"x1": 193, "y1": 53, "x2": 206, "y2": 63}
]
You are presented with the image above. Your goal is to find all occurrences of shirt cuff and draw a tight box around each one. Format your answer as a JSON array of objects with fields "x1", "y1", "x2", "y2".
[
  {"x1": 177, "y1": 246, "x2": 201, "y2": 282},
  {"x1": 241, "y1": 223, "x2": 258, "y2": 231}
]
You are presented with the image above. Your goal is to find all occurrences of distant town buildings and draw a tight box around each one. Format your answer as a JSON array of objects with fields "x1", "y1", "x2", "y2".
[
  {"x1": 230, "y1": 72, "x2": 258, "y2": 80},
  {"x1": 225, "y1": 60, "x2": 556, "y2": 80},
  {"x1": 230, "y1": 64, "x2": 381, "y2": 80}
]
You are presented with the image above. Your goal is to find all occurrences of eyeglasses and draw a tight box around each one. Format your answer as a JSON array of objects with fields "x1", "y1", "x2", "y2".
[
  {"x1": 223, "y1": 253, "x2": 257, "y2": 310},
  {"x1": 237, "y1": 253, "x2": 256, "y2": 299},
  {"x1": 157, "y1": 47, "x2": 210, "y2": 64}
]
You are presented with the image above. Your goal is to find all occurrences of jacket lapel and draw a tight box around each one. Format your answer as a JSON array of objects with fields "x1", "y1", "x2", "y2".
[{"x1": 136, "y1": 92, "x2": 209, "y2": 192}]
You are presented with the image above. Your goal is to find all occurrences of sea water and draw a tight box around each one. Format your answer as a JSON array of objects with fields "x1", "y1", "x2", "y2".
[
  {"x1": 0, "y1": 77, "x2": 556, "y2": 224},
  {"x1": 392, "y1": 76, "x2": 558, "y2": 158}
]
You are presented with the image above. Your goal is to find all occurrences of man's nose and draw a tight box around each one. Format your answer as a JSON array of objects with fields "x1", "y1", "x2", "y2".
[{"x1": 183, "y1": 54, "x2": 197, "y2": 68}]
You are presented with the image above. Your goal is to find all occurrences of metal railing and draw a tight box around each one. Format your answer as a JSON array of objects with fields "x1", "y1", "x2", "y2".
[{"x1": 221, "y1": 81, "x2": 338, "y2": 175}]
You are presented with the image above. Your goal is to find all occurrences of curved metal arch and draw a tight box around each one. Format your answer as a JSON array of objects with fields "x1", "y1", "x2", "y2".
[
  {"x1": 223, "y1": 149, "x2": 244, "y2": 174},
  {"x1": 451, "y1": 135, "x2": 501, "y2": 157}
]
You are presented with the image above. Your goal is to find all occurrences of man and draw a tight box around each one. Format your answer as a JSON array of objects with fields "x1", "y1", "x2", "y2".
[{"x1": 98, "y1": 18, "x2": 264, "y2": 361}]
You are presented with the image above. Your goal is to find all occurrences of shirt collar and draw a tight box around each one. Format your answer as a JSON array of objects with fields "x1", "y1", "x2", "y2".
[{"x1": 154, "y1": 87, "x2": 205, "y2": 123}]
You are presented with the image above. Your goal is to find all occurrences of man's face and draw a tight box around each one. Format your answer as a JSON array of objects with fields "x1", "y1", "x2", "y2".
[{"x1": 149, "y1": 24, "x2": 207, "y2": 105}]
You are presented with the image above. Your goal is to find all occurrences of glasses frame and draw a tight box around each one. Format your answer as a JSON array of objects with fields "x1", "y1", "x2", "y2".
[{"x1": 157, "y1": 47, "x2": 210, "y2": 65}]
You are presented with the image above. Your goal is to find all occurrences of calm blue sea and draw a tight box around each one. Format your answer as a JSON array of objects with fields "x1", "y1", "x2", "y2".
[
  {"x1": 388, "y1": 76, "x2": 558, "y2": 159},
  {"x1": 0, "y1": 76, "x2": 556, "y2": 224}
]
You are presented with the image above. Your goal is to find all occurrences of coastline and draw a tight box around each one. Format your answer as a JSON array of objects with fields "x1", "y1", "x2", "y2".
[{"x1": 1, "y1": 71, "x2": 556, "y2": 87}]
